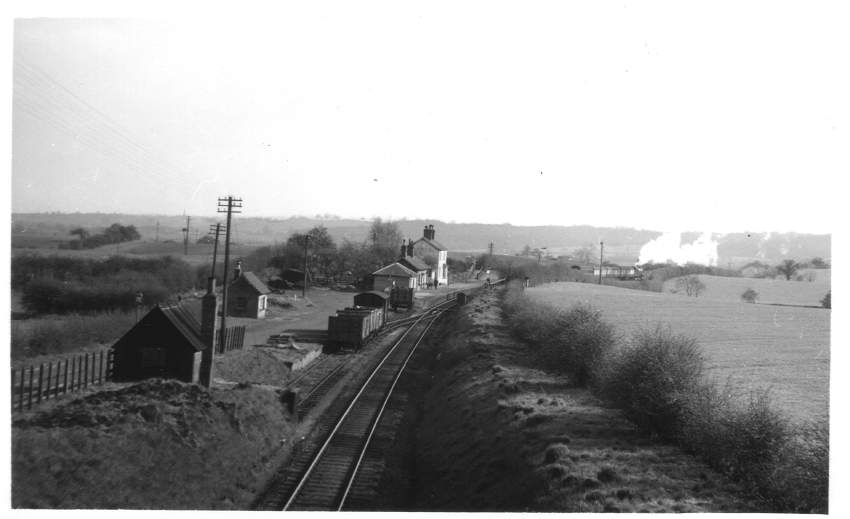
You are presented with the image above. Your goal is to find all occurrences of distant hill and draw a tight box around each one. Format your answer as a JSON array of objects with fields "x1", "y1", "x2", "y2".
[{"x1": 11, "y1": 213, "x2": 830, "y2": 266}]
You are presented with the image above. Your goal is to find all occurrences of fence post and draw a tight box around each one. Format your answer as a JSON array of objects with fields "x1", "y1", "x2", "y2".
[
  {"x1": 77, "y1": 355, "x2": 83, "y2": 390},
  {"x1": 18, "y1": 367, "x2": 25, "y2": 412},
  {"x1": 46, "y1": 363, "x2": 53, "y2": 400},
  {"x1": 63, "y1": 360, "x2": 69, "y2": 394},
  {"x1": 27, "y1": 366, "x2": 34, "y2": 409},
  {"x1": 84, "y1": 354, "x2": 90, "y2": 388},
  {"x1": 99, "y1": 351, "x2": 105, "y2": 384},
  {"x1": 37, "y1": 364, "x2": 44, "y2": 404}
]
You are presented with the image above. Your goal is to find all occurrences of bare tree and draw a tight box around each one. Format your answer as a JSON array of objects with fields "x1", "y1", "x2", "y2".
[
  {"x1": 676, "y1": 275, "x2": 706, "y2": 297},
  {"x1": 776, "y1": 259, "x2": 800, "y2": 281}
]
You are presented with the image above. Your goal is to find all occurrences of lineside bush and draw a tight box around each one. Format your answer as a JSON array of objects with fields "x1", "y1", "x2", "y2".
[
  {"x1": 596, "y1": 328, "x2": 826, "y2": 512},
  {"x1": 596, "y1": 326, "x2": 706, "y2": 436},
  {"x1": 502, "y1": 281, "x2": 616, "y2": 386},
  {"x1": 501, "y1": 284, "x2": 828, "y2": 512}
]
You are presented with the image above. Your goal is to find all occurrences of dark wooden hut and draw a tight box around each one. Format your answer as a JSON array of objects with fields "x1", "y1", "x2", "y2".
[{"x1": 111, "y1": 305, "x2": 207, "y2": 383}]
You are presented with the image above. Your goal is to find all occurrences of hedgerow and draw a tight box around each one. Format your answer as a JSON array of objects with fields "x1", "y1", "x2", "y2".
[{"x1": 499, "y1": 283, "x2": 828, "y2": 512}]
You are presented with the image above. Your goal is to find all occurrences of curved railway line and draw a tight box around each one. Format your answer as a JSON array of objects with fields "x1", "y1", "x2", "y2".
[{"x1": 254, "y1": 298, "x2": 456, "y2": 510}]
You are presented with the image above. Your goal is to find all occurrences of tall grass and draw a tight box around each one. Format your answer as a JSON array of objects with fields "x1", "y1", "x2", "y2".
[
  {"x1": 500, "y1": 284, "x2": 828, "y2": 512},
  {"x1": 11, "y1": 312, "x2": 138, "y2": 359}
]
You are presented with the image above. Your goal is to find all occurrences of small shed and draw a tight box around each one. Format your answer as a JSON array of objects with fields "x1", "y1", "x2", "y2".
[
  {"x1": 228, "y1": 271, "x2": 271, "y2": 319},
  {"x1": 354, "y1": 291, "x2": 389, "y2": 314},
  {"x1": 372, "y1": 262, "x2": 417, "y2": 292},
  {"x1": 111, "y1": 305, "x2": 207, "y2": 383}
]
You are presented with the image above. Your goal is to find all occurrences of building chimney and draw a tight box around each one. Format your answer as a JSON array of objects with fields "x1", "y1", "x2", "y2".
[
  {"x1": 400, "y1": 239, "x2": 407, "y2": 258},
  {"x1": 198, "y1": 277, "x2": 219, "y2": 388},
  {"x1": 429, "y1": 224, "x2": 435, "y2": 240},
  {"x1": 233, "y1": 260, "x2": 243, "y2": 281},
  {"x1": 423, "y1": 225, "x2": 429, "y2": 239},
  {"x1": 407, "y1": 239, "x2": 414, "y2": 257}
]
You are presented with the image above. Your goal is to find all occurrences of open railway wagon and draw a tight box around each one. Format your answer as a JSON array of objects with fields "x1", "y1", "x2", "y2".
[
  {"x1": 353, "y1": 291, "x2": 389, "y2": 315},
  {"x1": 326, "y1": 306, "x2": 385, "y2": 352},
  {"x1": 389, "y1": 287, "x2": 414, "y2": 310}
]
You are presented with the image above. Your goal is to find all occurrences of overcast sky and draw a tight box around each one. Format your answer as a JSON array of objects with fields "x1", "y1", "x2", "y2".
[{"x1": 8, "y1": 3, "x2": 848, "y2": 234}]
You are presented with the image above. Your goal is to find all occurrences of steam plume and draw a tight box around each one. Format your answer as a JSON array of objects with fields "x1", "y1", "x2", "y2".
[{"x1": 638, "y1": 232, "x2": 719, "y2": 266}]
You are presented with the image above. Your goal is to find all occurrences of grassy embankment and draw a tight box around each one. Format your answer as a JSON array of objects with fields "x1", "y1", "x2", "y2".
[
  {"x1": 406, "y1": 289, "x2": 754, "y2": 512},
  {"x1": 505, "y1": 281, "x2": 828, "y2": 513},
  {"x1": 12, "y1": 379, "x2": 298, "y2": 509}
]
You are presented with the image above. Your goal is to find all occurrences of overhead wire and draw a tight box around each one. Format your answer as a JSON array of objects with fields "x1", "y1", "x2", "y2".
[
  {"x1": 13, "y1": 56, "x2": 198, "y2": 193},
  {"x1": 13, "y1": 57, "x2": 190, "y2": 183}
]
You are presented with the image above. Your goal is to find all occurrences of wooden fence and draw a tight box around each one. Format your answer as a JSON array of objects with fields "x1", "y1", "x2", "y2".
[
  {"x1": 11, "y1": 348, "x2": 113, "y2": 412},
  {"x1": 215, "y1": 325, "x2": 246, "y2": 354},
  {"x1": 11, "y1": 325, "x2": 246, "y2": 413}
]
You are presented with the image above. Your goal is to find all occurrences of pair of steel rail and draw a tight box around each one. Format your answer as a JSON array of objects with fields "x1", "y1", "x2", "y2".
[{"x1": 256, "y1": 298, "x2": 455, "y2": 510}]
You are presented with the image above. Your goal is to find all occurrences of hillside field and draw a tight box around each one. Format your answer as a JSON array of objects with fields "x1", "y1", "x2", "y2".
[
  {"x1": 526, "y1": 282, "x2": 829, "y2": 425},
  {"x1": 661, "y1": 270, "x2": 831, "y2": 307}
]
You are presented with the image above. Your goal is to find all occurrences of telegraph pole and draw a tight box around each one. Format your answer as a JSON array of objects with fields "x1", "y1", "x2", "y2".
[
  {"x1": 182, "y1": 216, "x2": 191, "y2": 255},
  {"x1": 302, "y1": 235, "x2": 310, "y2": 298},
  {"x1": 208, "y1": 223, "x2": 225, "y2": 280},
  {"x1": 217, "y1": 196, "x2": 242, "y2": 356},
  {"x1": 598, "y1": 241, "x2": 604, "y2": 285},
  {"x1": 488, "y1": 242, "x2": 494, "y2": 257}
]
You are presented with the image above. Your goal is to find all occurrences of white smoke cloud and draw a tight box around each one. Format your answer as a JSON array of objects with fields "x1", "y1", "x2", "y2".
[{"x1": 638, "y1": 232, "x2": 719, "y2": 266}]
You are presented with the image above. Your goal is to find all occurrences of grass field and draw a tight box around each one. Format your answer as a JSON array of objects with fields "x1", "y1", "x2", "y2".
[
  {"x1": 527, "y1": 282, "x2": 830, "y2": 425},
  {"x1": 661, "y1": 271, "x2": 831, "y2": 307}
]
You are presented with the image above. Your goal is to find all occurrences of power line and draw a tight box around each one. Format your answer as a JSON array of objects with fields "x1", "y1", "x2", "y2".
[
  {"x1": 13, "y1": 58, "x2": 196, "y2": 193},
  {"x1": 14, "y1": 58, "x2": 188, "y2": 180}
]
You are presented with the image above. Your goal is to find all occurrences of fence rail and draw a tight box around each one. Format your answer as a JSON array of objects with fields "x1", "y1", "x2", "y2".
[
  {"x1": 11, "y1": 348, "x2": 114, "y2": 412},
  {"x1": 215, "y1": 325, "x2": 246, "y2": 354}
]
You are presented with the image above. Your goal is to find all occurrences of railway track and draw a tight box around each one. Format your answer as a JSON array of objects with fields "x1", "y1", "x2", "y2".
[{"x1": 254, "y1": 300, "x2": 453, "y2": 511}]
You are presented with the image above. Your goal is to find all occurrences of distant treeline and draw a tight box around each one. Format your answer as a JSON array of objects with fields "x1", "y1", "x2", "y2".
[
  {"x1": 13, "y1": 255, "x2": 200, "y2": 315},
  {"x1": 58, "y1": 223, "x2": 140, "y2": 250},
  {"x1": 478, "y1": 256, "x2": 744, "y2": 292}
]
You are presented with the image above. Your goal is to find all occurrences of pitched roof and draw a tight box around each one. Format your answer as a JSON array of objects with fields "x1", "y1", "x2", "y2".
[
  {"x1": 232, "y1": 271, "x2": 271, "y2": 294},
  {"x1": 372, "y1": 262, "x2": 416, "y2": 277},
  {"x1": 399, "y1": 256, "x2": 429, "y2": 272},
  {"x1": 413, "y1": 237, "x2": 447, "y2": 252},
  {"x1": 156, "y1": 305, "x2": 207, "y2": 351}
]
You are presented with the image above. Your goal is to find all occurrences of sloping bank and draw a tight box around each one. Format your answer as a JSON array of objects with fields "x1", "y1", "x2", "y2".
[
  {"x1": 376, "y1": 288, "x2": 756, "y2": 512},
  {"x1": 12, "y1": 379, "x2": 298, "y2": 509}
]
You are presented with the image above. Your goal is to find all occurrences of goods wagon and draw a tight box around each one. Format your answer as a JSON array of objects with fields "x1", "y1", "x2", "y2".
[
  {"x1": 353, "y1": 291, "x2": 389, "y2": 316},
  {"x1": 389, "y1": 287, "x2": 414, "y2": 310},
  {"x1": 326, "y1": 306, "x2": 384, "y2": 351}
]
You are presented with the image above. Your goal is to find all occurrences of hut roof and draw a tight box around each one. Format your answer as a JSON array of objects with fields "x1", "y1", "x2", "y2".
[
  {"x1": 232, "y1": 271, "x2": 271, "y2": 294},
  {"x1": 113, "y1": 305, "x2": 207, "y2": 352},
  {"x1": 372, "y1": 262, "x2": 416, "y2": 277},
  {"x1": 159, "y1": 305, "x2": 207, "y2": 351}
]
